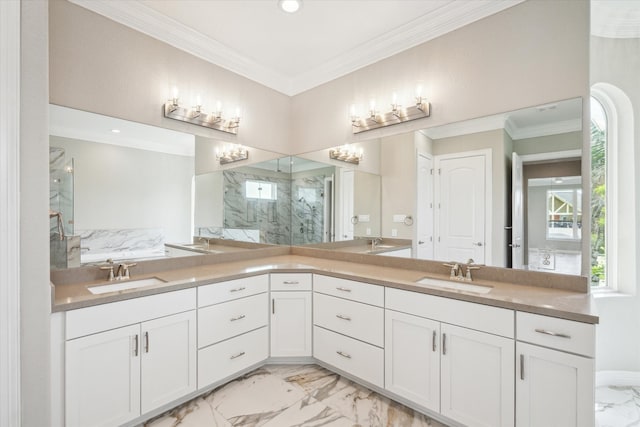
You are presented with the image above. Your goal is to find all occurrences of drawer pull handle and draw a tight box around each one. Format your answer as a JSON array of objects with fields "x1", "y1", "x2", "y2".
[
  {"x1": 520, "y1": 354, "x2": 525, "y2": 380},
  {"x1": 336, "y1": 287, "x2": 352, "y2": 293},
  {"x1": 133, "y1": 334, "x2": 139, "y2": 357},
  {"x1": 230, "y1": 314, "x2": 246, "y2": 322},
  {"x1": 283, "y1": 281, "x2": 299, "y2": 285},
  {"x1": 230, "y1": 351, "x2": 246, "y2": 360},
  {"x1": 336, "y1": 314, "x2": 352, "y2": 321},
  {"x1": 534, "y1": 328, "x2": 571, "y2": 339},
  {"x1": 144, "y1": 331, "x2": 150, "y2": 353},
  {"x1": 336, "y1": 350, "x2": 352, "y2": 359},
  {"x1": 432, "y1": 330, "x2": 436, "y2": 352},
  {"x1": 230, "y1": 287, "x2": 246, "y2": 293}
]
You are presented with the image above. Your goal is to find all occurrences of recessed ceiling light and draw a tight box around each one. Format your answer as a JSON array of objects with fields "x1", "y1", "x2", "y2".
[
  {"x1": 279, "y1": 0, "x2": 301, "y2": 14},
  {"x1": 111, "y1": 129, "x2": 121, "y2": 133}
]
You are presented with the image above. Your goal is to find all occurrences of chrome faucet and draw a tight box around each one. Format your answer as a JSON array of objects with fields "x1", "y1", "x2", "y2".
[
  {"x1": 443, "y1": 262, "x2": 465, "y2": 280},
  {"x1": 198, "y1": 237, "x2": 212, "y2": 249},
  {"x1": 371, "y1": 237, "x2": 382, "y2": 251},
  {"x1": 100, "y1": 259, "x2": 116, "y2": 281},
  {"x1": 116, "y1": 262, "x2": 137, "y2": 280}
]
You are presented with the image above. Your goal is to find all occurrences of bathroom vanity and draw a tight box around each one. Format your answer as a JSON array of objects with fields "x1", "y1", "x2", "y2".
[{"x1": 50, "y1": 248, "x2": 597, "y2": 427}]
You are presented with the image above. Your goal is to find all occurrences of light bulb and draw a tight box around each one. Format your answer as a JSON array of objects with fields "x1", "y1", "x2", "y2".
[{"x1": 279, "y1": 0, "x2": 301, "y2": 13}]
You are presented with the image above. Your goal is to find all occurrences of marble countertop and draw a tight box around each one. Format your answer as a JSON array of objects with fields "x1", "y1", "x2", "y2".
[{"x1": 52, "y1": 254, "x2": 598, "y2": 324}]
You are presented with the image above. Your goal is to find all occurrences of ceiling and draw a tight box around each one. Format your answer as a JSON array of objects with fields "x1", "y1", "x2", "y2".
[{"x1": 69, "y1": 0, "x2": 524, "y2": 96}]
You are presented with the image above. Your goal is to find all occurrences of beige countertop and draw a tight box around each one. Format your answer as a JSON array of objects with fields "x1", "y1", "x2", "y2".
[{"x1": 52, "y1": 253, "x2": 598, "y2": 324}]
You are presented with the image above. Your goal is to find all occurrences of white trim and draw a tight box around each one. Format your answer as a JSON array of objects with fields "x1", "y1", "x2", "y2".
[
  {"x1": 591, "y1": 84, "x2": 635, "y2": 294},
  {"x1": 68, "y1": 0, "x2": 523, "y2": 96},
  {"x1": 519, "y1": 149, "x2": 582, "y2": 164},
  {"x1": 0, "y1": 1, "x2": 22, "y2": 426}
]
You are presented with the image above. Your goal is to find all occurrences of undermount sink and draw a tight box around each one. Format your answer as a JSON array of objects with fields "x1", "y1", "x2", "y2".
[
  {"x1": 415, "y1": 276, "x2": 492, "y2": 294},
  {"x1": 374, "y1": 245, "x2": 396, "y2": 249},
  {"x1": 87, "y1": 277, "x2": 167, "y2": 295}
]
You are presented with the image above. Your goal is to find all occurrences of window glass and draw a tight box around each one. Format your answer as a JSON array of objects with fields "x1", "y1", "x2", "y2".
[
  {"x1": 246, "y1": 180, "x2": 277, "y2": 200},
  {"x1": 590, "y1": 96, "x2": 606, "y2": 286}
]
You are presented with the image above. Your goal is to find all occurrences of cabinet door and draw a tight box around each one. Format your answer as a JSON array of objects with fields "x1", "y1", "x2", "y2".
[
  {"x1": 441, "y1": 324, "x2": 514, "y2": 427},
  {"x1": 270, "y1": 291, "x2": 312, "y2": 357},
  {"x1": 141, "y1": 311, "x2": 197, "y2": 413},
  {"x1": 516, "y1": 342, "x2": 594, "y2": 427},
  {"x1": 385, "y1": 310, "x2": 440, "y2": 412},
  {"x1": 65, "y1": 324, "x2": 141, "y2": 427}
]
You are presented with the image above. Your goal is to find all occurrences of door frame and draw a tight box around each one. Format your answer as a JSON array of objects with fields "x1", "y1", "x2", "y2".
[
  {"x1": 434, "y1": 148, "x2": 492, "y2": 265},
  {"x1": 415, "y1": 150, "x2": 434, "y2": 259}
]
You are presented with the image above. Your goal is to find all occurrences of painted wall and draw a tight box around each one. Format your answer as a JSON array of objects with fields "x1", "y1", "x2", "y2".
[
  {"x1": 50, "y1": 135, "x2": 194, "y2": 244},
  {"x1": 49, "y1": 1, "x2": 292, "y2": 154},
  {"x1": 591, "y1": 34, "x2": 640, "y2": 372},
  {"x1": 290, "y1": 0, "x2": 589, "y2": 154},
  {"x1": 513, "y1": 131, "x2": 583, "y2": 156}
]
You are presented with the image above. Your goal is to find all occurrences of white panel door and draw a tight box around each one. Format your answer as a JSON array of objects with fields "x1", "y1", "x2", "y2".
[
  {"x1": 385, "y1": 310, "x2": 440, "y2": 412},
  {"x1": 270, "y1": 291, "x2": 312, "y2": 357},
  {"x1": 141, "y1": 311, "x2": 197, "y2": 414},
  {"x1": 435, "y1": 154, "x2": 487, "y2": 263},
  {"x1": 65, "y1": 324, "x2": 141, "y2": 427},
  {"x1": 340, "y1": 169, "x2": 355, "y2": 240},
  {"x1": 512, "y1": 152, "x2": 525, "y2": 268},
  {"x1": 441, "y1": 324, "x2": 514, "y2": 427},
  {"x1": 516, "y1": 342, "x2": 594, "y2": 427},
  {"x1": 416, "y1": 153, "x2": 434, "y2": 259}
]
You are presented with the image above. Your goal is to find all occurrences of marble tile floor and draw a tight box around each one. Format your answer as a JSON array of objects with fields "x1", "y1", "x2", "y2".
[
  {"x1": 595, "y1": 384, "x2": 640, "y2": 427},
  {"x1": 144, "y1": 364, "x2": 448, "y2": 427}
]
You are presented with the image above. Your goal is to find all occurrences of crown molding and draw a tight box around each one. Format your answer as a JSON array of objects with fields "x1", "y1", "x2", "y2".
[
  {"x1": 290, "y1": 1, "x2": 525, "y2": 95},
  {"x1": 506, "y1": 118, "x2": 582, "y2": 140},
  {"x1": 69, "y1": 0, "x2": 294, "y2": 94},
  {"x1": 70, "y1": 0, "x2": 523, "y2": 96}
]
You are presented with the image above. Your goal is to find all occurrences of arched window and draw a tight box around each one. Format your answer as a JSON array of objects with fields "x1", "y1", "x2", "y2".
[
  {"x1": 590, "y1": 97, "x2": 606, "y2": 286},
  {"x1": 591, "y1": 83, "x2": 635, "y2": 293}
]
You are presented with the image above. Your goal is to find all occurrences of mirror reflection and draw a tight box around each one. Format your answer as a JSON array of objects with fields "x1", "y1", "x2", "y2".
[{"x1": 49, "y1": 97, "x2": 584, "y2": 276}]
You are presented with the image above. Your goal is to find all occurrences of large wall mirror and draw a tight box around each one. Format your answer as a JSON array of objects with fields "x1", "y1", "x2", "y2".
[{"x1": 50, "y1": 98, "x2": 583, "y2": 277}]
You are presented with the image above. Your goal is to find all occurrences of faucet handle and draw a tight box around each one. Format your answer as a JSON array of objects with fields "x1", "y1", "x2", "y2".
[
  {"x1": 100, "y1": 263, "x2": 115, "y2": 281},
  {"x1": 118, "y1": 262, "x2": 137, "y2": 280},
  {"x1": 442, "y1": 262, "x2": 459, "y2": 278}
]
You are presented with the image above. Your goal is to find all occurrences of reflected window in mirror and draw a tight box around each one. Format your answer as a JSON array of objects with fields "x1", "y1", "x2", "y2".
[
  {"x1": 546, "y1": 187, "x2": 582, "y2": 241},
  {"x1": 246, "y1": 180, "x2": 278, "y2": 200}
]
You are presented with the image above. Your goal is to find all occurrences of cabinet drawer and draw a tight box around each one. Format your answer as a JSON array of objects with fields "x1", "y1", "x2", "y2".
[
  {"x1": 198, "y1": 327, "x2": 268, "y2": 389},
  {"x1": 198, "y1": 275, "x2": 268, "y2": 307},
  {"x1": 313, "y1": 326, "x2": 383, "y2": 388},
  {"x1": 386, "y1": 287, "x2": 514, "y2": 338},
  {"x1": 198, "y1": 293, "x2": 268, "y2": 348},
  {"x1": 313, "y1": 275, "x2": 384, "y2": 307},
  {"x1": 66, "y1": 288, "x2": 196, "y2": 340},
  {"x1": 313, "y1": 293, "x2": 384, "y2": 347},
  {"x1": 517, "y1": 312, "x2": 595, "y2": 357},
  {"x1": 270, "y1": 273, "x2": 312, "y2": 291}
]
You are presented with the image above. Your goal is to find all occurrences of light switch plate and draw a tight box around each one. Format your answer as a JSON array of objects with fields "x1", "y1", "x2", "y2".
[
  {"x1": 393, "y1": 214, "x2": 406, "y2": 223},
  {"x1": 391, "y1": 228, "x2": 398, "y2": 237},
  {"x1": 359, "y1": 214, "x2": 370, "y2": 222}
]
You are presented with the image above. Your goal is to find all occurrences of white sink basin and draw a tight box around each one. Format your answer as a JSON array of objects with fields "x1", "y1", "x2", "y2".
[
  {"x1": 87, "y1": 277, "x2": 167, "y2": 295},
  {"x1": 415, "y1": 277, "x2": 492, "y2": 294}
]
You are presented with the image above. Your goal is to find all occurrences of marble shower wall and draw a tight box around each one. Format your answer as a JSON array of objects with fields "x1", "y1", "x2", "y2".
[
  {"x1": 292, "y1": 175, "x2": 326, "y2": 245},
  {"x1": 223, "y1": 170, "x2": 292, "y2": 245},
  {"x1": 49, "y1": 146, "x2": 74, "y2": 237}
]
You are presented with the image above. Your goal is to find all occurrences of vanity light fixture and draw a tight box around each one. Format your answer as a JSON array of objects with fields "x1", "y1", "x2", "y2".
[
  {"x1": 329, "y1": 145, "x2": 363, "y2": 165},
  {"x1": 216, "y1": 144, "x2": 249, "y2": 165},
  {"x1": 350, "y1": 88, "x2": 431, "y2": 134},
  {"x1": 163, "y1": 89, "x2": 241, "y2": 135}
]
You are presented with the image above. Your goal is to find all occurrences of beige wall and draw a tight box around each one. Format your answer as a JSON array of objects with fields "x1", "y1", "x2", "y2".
[
  {"x1": 49, "y1": 1, "x2": 292, "y2": 154},
  {"x1": 380, "y1": 133, "x2": 417, "y2": 240},
  {"x1": 290, "y1": 0, "x2": 589, "y2": 154},
  {"x1": 513, "y1": 131, "x2": 582, "y2": 156}
]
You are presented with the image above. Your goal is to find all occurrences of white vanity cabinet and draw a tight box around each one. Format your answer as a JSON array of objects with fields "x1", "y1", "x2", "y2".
[
  {"x1": 385, "y1": 287, "x2": 515, "y2": 427},
  {"x1": 313, "y1": 275, "x2": 385, "y2": 387},
  {"x1": 270, "y1": 273, "x2": 313, "y2": 357},
  {"x1": 64, "y1": 289, "x2": 197, "y2": 427},
  {"x1": 197, "y1": 275, "x2": 269, "y2": 389},
  {"x1": 515, "y1": 312, "x2": 595, "y2": 427}
]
